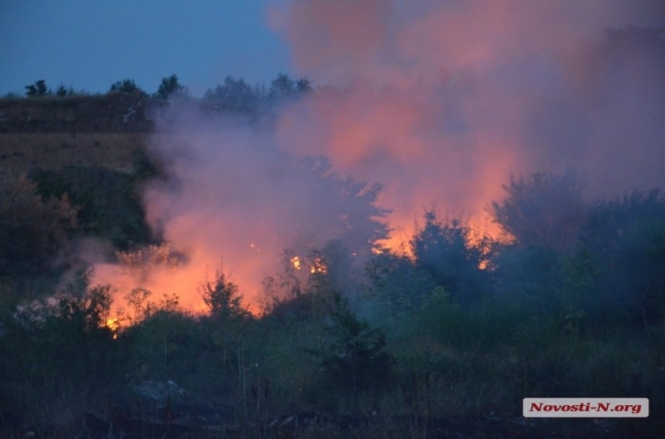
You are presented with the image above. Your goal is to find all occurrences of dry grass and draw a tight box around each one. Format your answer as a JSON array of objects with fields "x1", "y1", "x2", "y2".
[{"x1": 0, "y1": 132, "x2": 149, "y2": 171}]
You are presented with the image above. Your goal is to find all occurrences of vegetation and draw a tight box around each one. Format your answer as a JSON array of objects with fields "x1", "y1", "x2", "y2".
[
  {"x1": 1, "y1": 162, "x2": 664, "y2": 437},
  {"x1": 109, "y1": 78, "x2": 146, "y2": 96},
  {"x1": 203, "y1": 73, "x2": 311, "y2": 112},
  {"x1": 155, "y1": 74, "x2": 188, "y2": 100},
  {"x1": 1, "y1": 70, "x2": 664, "y2": 437},
  {"x1": 25, "y1": 79, "x2": 50, "y2": 97}
]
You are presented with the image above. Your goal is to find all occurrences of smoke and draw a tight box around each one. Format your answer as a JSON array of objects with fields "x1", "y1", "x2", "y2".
[
  {"x1": 271, "y1": 0, "x2": 665, "y2": 235},
  {"x1": 95, "y1": 0, "x2": 665, "y2": 314},
  {"x1": 92, "y1": 114, "x2": 389, "y2": 314}
]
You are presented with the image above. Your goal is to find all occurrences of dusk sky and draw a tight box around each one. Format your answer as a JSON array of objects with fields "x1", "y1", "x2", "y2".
[{"x1": 0, "y1": 0, "x2": 292, "y2": 96}]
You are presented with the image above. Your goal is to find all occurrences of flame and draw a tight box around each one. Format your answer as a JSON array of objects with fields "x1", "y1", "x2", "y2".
[
  {"x1": 310, "y1": 257, "x2": 328, "y2": 274},
  {"x1": 89, "y1": 0, "x2": 664, "y2": 323},
  {"x1": 106, "y1": 318, "x2": 119, "y2": 339},
  {"x1": 106, "y1": 318, "x2": 119, "y2": 330}
]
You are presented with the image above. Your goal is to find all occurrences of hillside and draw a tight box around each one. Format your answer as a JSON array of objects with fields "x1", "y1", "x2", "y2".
[
  {"x1": 0, "y1": 93, "x2": 155, "y2": 133},
  {"x1": 0, "y1": 94, "x2": 155, "y2": 173}
]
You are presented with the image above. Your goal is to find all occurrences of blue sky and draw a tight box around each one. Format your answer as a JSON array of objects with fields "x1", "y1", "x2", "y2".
[{"x1": 0, "y1": 0, "x2": 292, "y2": 96}]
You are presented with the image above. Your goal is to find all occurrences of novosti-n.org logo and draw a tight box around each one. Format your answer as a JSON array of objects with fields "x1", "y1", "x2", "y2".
[{"x1": 523, "y1": 398, "x2": 648, "y2": 418}]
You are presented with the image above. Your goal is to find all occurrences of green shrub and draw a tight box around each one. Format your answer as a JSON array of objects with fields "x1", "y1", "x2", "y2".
[{"x1": 0, "y1": 172, "x2": 78, "y2": 276}]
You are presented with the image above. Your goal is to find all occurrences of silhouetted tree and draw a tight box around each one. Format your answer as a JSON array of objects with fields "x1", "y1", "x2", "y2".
[
  {"x1": 204, "y1": 76, "x2": 260, "y2": 110},
  {"x1": 201, "y1": 269, "x2": 250, "y2": 322},
  {"x1": 55, "y1": 85, "x2": 74, "y2": 97},
  {"x1": 491, "y1": 169, "x2": 587, "y2": 252},
  {"x1": 109, "y1": 78, "x2": 145, "y2": 96},
  {"x1": 268, "y1": 73, "x2": 311, "y2": 101},
  {"x1": 411, "y1": 211, "x2": 492, "y2": 303},
  {"x1": 155, "y1": 74, "x2": 187, "y2": 100},
  {"x1": 25, "y1": 80, "x2": 50, "y2": 97},
  {"x1": 580, "y1": 189, "x2": 665, "y2": 327}
]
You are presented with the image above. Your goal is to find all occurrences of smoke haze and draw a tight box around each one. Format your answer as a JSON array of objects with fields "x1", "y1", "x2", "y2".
[
  {"x1": 272, "y1": 0, "x2": 665, "y2": 232},
  {"x1": 96, "y1": 0, "x2": 665, "y2": 313}
]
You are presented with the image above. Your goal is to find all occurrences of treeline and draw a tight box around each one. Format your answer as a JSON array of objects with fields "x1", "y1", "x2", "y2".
[
  {"x1": 1, "y1": 167, "x2": 664, "y2": 437},
  {"x1": 16, "y1": 73, "x2": 311, "y2": 106},
  {"x1": 0, "y1": 74, "x2": 311, "y2": 133}
]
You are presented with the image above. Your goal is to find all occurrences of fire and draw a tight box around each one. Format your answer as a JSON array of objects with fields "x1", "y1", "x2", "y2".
[
  {"x1": 106, "y1": 318, "x2": 119, "y2": 339},
  {"x1": 310, "y1": 257, "x2": 327, "y2": 274},
  {"x1": 291, "y1": 256, "x2": 301, "y2": 270}
]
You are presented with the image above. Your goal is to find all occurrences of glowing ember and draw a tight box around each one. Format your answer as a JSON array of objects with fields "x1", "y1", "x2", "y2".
[{"x1": 310, "y1": 257, "x2": 327, "y2": 274}]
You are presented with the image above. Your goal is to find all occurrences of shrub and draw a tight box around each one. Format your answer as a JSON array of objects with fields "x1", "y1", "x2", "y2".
[
  {"x1": 0, "y1": 172, "x2": 78, "y2": 276},
  {"x1": 29, "y1": 166, "x2": 152, "y2": 249},
  {"x1": 308, "y1": 306, "x2": 393, "y2": 410}
]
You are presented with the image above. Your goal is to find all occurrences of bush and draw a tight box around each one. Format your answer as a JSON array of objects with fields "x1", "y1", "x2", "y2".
[
  {"x1": 0, "y1": 271, "x2": 119, "y2": 432},
  {"x1": 55, "y1": 85, "x2": 75, "y2": 97},
  {"x1": 29, "y1": 166, "x2": 152, "y2": 249},
  {"x1": 0, "y1": 172, "x2": 78, "y2": 276},
  {"x1": 308, "y1": 306, "x2": 393, "y2": 410}
]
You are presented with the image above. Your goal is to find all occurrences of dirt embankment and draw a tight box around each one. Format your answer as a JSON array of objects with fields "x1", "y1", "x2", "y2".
[
  {"x1": 0, "y1": 93, "x2": 159, "y2": 133},
  {"x1": 0, "y1": 94, "x2": 247, "y2": 171},
  {"x1": 0, "y1": 94, "x2": 166, "y2": 171}
]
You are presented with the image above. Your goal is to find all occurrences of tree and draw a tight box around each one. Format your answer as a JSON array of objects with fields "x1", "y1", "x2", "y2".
[
  {"x1": 204, "y1": 76, "x2": 260, "y2": 110},
  {"x1": 200, "y1": 269, "x2": 250, "y2": 322},
  {"x1": 155, "y1": 74, "x2": 187, "y2": 100},
  {"x1": 580, "y1": 189, "x2": 665, "y2": 327},
  {"x1": 301, "y1": 157, "x2": 390, "y2": 257},
  {"x1": 268, "y1": 73, "x2": 311, "y2": 101},
  {"x1": 365, "y1": 251, "x2": 438, "y2": 314},
  {"x1": 491, "y1": 169, "x2": 587, "y2": 252},
  {"x1": 411, "y1": 211, "x2": 492, "y2": 303},
  {"x1": 25, "y1": 80, "x2": 50, "y2": 97},
  {"x1": 109, "y1": 78, "x2": 145, "y2": 96}
]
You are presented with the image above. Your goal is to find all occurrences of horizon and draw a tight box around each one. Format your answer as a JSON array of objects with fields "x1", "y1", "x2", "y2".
[{"x1": 0, "y1": 0, "x2": 292, "y2": 97}]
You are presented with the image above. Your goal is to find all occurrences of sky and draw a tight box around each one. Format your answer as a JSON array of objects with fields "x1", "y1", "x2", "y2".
[{"x1": 0, "y1": 0, "x2": 291, "y2": 96}]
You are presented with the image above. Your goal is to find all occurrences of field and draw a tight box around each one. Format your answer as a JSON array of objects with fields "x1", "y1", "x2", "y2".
[{"x1": 0, "y1": 132, "x2": 146, "y2": 172}]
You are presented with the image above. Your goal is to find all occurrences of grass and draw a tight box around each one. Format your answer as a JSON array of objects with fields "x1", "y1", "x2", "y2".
[{"x1": 0, "y1": 132, "x2": 148, "y2": 171}]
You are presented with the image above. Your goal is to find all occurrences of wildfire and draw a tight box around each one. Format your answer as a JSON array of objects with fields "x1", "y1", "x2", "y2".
[
  {"x1": 310, "y1": 257, "x2": 327, "y2": 274},
  {"x1": 291, "y1": 254, "x2": 327, "y2": 274}
]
